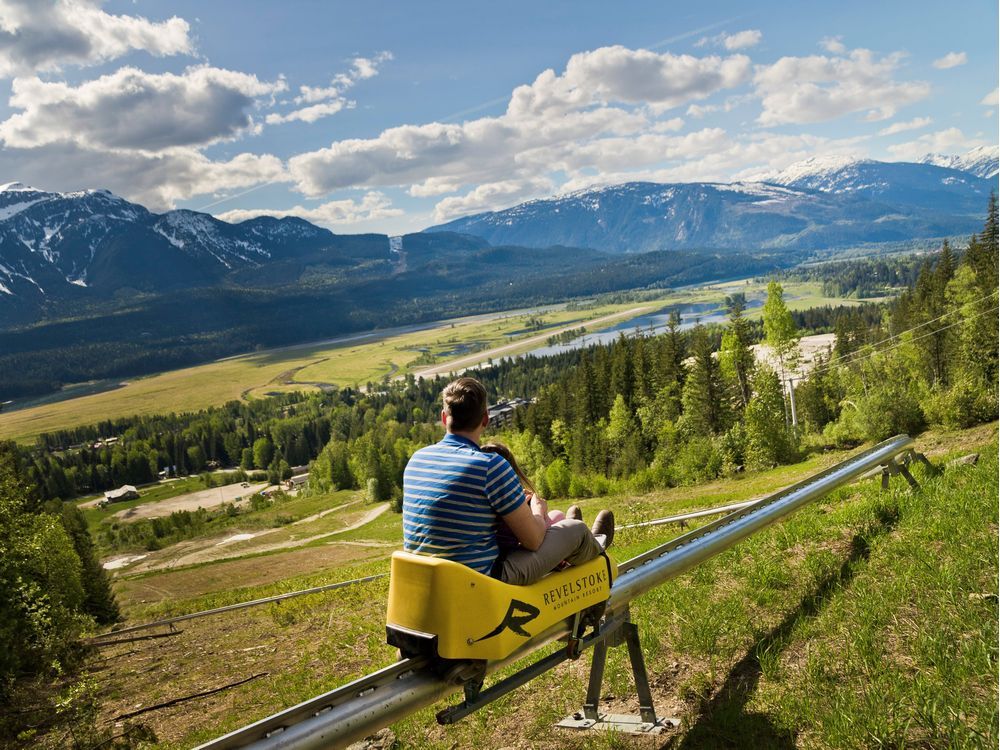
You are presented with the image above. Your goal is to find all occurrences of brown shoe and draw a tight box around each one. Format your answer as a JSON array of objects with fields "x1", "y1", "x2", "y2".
[
  {"x1": 591, "y1": 510, "x2": 614, "y2": 550},
  {"x1": 567, "y1": 505, "x2": 583, "y2": 522}
]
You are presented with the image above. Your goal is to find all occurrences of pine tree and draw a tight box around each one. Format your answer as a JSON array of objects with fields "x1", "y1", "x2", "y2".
[
  {"x1": 680, "y1": 325, "x2": 728, "y2": 436},
  {"x1": 719, "y1": 293, "x2": 755, "y2": 411}
]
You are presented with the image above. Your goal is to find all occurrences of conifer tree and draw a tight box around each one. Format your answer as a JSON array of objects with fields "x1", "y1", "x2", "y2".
[{"x1": 680, "y1": 325, "x2": 727, "y2": 436}]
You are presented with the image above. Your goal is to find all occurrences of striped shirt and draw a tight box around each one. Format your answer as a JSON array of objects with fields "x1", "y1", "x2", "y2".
[{"x1": 402, "y1": 433, "x2": 525, "y2": 574}]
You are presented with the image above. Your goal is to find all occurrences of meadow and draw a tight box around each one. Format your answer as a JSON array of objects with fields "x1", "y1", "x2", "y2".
[
  {"x1": 0, "y1": 280, "x2": 860, "y2": 444},
  {"x1": 84, "y1": 423, "x2": 997, "y2": 749}
]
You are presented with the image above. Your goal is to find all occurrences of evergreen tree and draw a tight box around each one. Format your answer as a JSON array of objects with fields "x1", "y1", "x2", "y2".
[
  {"x1": 680, "y1": 325, "x2": 728, "y2": 436},
  {"x1": 719, "y1": 293, "x2": 755, "y2": 412}
]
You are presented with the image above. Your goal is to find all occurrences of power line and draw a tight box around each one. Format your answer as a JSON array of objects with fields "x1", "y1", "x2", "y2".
[
  {"x1": 807, "y1": 288, "x2": 999, "y2": 374},
  {"x1": 805, "y1": 300, "x2": 999, "y2": 379}
]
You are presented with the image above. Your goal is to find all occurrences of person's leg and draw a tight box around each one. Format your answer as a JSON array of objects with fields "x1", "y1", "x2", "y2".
[{"x1": 499, "y1": 519, "x2": 604, "y2": 585}]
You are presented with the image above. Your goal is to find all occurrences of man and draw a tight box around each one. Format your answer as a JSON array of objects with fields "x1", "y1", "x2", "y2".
[{"x1": 402, "y1": 376, "x2": 614, "y2": 585}]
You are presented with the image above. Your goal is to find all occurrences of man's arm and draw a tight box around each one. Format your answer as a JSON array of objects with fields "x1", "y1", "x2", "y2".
[{"x1": 502, "y1": 494, "x2": 547, "y2": 551}]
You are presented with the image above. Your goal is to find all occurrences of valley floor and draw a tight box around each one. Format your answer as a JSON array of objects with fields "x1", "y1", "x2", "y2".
[{"x1": 83, "y1": 423, "x2": 997, "y2": 749}]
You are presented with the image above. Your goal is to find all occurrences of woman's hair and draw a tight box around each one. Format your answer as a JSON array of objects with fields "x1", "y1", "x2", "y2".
[{"x1": 480, "y1": 441, "x2": 536, "y2": 495}]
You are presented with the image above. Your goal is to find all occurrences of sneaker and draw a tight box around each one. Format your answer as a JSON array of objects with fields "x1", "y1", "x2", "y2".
[
  {"x1": 591, "y1": 509, "x2": 614, "y2": 550},
  {"x1": 567, "y1": 505, "x2": 583, "y2": 522}
]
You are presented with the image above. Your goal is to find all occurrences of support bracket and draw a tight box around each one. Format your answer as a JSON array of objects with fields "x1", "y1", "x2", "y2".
[{"x1": 556, "y1": 612, "x2": 676, "y2": 736}]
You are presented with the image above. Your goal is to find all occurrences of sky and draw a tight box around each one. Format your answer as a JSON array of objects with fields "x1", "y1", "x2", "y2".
[{"x1": 0, "y1": 0, "x2": 996, "y2": 234}]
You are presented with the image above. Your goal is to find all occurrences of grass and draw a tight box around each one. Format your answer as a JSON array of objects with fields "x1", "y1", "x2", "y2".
[
  {"x1": 76, "y1": 424, "x2": 996, "y2": 749},
  {"x1": 0, "y1": 279, "x2": 860, "y2": 443}
]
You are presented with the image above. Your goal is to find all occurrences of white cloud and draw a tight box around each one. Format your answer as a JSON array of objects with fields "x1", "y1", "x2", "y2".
[
  {"x1": 820, "y1": 37, "x2": 847, "y2": 54},
  {"x1": 433, "y1": 178, "x2": 555, "y2": 222},
  {"x1": 932, "y1": 51, "x2": 967, "y2": 70},
  {"x1": 289, "y1": 45, "x2": 750, "y2": 196},
  {"x1": 267, "y1": 52, "x2": 392, "y2": 125},
  {"x1": 878, "y1": 116, "x2": 932, "y2": 136},
  {"x1": 696, "y1": 30, "x2": 763, "y2": 51},
  {"x1": 216, "y1": 191, "x2": 402, "y2": 227},
  {"x1": 886, "y1": 127, "x2": 987, "y2": 161},
  {"x1": 754, "y1": 47, "x2": 930, "y2": 125},
  {"x1": 0, "y1": 66, "x2": 286, "y2": 151},
  {"x1": 0, "y1": 0, "x2": 192, "y2": 77},
  {"x1": 507, "y1": 46, "x2": 751, "y2": 117},
  {"x1": 724, "y1": 30, "x2": 763, "y2": 50},
  {"x1": 981, "y1": 88, "x2": 999, "y2": 106},
  {"x1": 408, "y1": 178, "x2": 462, "y2": 197},
  {"x1": 0, "y1": 142, "x2": 287, "y2": 211},
  {"x1": 266, "y1": 99, "x2": 353, "y2": 125}
]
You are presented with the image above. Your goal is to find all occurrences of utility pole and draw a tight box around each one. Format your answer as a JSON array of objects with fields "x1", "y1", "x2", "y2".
[{"x1": 787, "y1": 377, "x2": 799, "y2": 435}]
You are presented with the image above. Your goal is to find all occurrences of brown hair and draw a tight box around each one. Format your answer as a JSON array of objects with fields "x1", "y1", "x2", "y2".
[
  {"x1": 442, "y1": 377, "x2": 489, "y2": 432},
  {"x1": 480, "y1": 441, "x2": 536, "y2": 495}
]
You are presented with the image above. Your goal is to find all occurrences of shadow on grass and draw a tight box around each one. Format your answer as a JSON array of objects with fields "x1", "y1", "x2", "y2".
[{"x1": 663, "y1": 503, "x2": 901, "y2": 750}]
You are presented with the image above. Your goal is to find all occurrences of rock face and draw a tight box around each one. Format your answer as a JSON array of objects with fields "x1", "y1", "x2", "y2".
[{"x1": 427, "y1": 158, "x2": 992, "y2": 254}]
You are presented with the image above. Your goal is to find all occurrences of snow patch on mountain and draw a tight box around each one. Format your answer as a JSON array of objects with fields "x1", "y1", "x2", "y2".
[{"x1": 920, "y1": 145, "x2": 999, "y2": 179}]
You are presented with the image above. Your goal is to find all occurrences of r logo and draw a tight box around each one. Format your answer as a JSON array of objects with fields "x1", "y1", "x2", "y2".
[{"x1": 474, "y1": 599, "x2": 540, "y2": 642}]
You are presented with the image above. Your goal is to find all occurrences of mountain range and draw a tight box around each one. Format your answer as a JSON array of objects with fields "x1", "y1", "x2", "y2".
[{"x1": 427, "y1": 149, "x2": 998, "y2": 254}]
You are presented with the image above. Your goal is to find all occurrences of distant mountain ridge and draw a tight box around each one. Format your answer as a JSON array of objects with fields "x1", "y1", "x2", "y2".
[
  {"x1": 919, "y1": 145, "x2": 999, "y2": 179},
  {"x1": 426, "y1": 152, "x2": 997, "y2": 254},
  {"x1": 0, "y1": 182, "x2": 384, "y2": 303}
]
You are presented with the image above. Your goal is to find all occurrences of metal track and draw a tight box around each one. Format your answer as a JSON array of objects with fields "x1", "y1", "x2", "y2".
[
  {"x1": 196, "y1": 435, "x2": 915, "y2": 750},
  {"x1": 89, "y1": 574, "x2": 386, "y2": 644}
]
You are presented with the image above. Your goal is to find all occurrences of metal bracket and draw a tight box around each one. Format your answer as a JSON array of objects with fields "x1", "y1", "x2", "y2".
[
  {"x1": 880, "y1": 452, "x2": 922, "y2": 491},
  {"x1": 557, "y1": 613, "x2": 675, "y2": 735}
]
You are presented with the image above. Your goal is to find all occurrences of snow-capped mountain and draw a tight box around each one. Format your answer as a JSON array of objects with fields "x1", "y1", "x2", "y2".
[
  {"x1": 752, "y1": 157, "x2": 992, "y2": 214},
  {"x1": 427, "y1": 161, "x2": 992, "y2": 254},
  {"x1": 0, "y1": 184, "x2": 347, "y2": 301},
  {"x1": 920, "y1": 145, "x2": 999, "y2": 180}
]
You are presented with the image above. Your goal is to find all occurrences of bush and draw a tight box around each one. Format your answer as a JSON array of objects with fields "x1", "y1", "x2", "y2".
[
  {"x1": 670, "y1": 437, "x2": 722, "y2": 485},
  {"x1": 924, "y1": 377, "x2": 997, "y2": 429}
]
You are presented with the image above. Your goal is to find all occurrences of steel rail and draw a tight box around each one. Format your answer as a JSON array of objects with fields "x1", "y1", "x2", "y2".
[
  {"x1": 90, "y1": 574, "x2": 386, "y2": 643},
  {"x1": 618, "y1": 500, "x2": 756, "y2": 530},
  {"x1": 196, "y1": 435, "x2": 914, "y2": 750}
]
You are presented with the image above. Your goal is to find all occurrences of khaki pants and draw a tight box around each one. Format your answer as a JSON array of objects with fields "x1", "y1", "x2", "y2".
[{"x1": 498, "y1": 519, "x2": 604, "y2": 585}]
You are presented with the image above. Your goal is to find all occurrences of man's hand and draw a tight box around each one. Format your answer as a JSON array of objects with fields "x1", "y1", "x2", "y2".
[{"x1": 503, "y1": 495, "x2": 548, "y2": 551}]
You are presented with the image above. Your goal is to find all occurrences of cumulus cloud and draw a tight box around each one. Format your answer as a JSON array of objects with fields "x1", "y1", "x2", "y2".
[
  {"x1": 932, "y1": 51, "x2": 967, "y2": 69},
  {"x1": 723, "y1": 30, "x2": 763, "y2": 50},
  {"x1": 878, "y1": 116, "x2": 932, "y2": 136},
  {"x1": 0, "y1": 142, "x2": 287, "y2": 211},
  {"x1": 0, "y1": 0, "x2": 192, "y2": 77},
  {"x1": 754, "y1": 47, "x2": 930, "y2": 125},
  {"x1": 0, "y1": 66, "x2": 286, "y2": 151},
  {"x1": 215, "y1": 191, "x2": 402, "y2": 227},
  {"x1": 432, "y1": 178, "x2": 555, "y2": 222},
  {"x1": 289, "y1": 45, "x2": 750, "y2": 197},
  {"x1": 267, "y1": 52, "x2": 392, "y2": 125},
  {"x1": 507, "y1": 46, "x2": 751, "y2": 117},
  {"x1": 886, "y1": 127, "x2": 986, "y2": 161},
  {"x1": 981, "y1": 88, "x2": 999, "y2": 106},
  {"x1": 820, "y1": 37, "x2": 847, "y2": 54}
]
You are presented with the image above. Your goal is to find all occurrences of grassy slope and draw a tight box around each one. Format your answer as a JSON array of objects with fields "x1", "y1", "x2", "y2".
[
  {"x1": 0, "y1": 280, "x2": 857, "y2": 443},
  {"x1": 84, "y1": 424, "x2": 997, "y2": 749}
]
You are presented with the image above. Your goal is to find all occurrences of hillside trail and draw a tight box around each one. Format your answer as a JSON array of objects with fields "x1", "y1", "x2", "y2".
[{"x1": 115, "y1": 502, "x2": 391, "y2": 575}]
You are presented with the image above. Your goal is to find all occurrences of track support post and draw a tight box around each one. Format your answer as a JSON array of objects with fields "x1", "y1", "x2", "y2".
[{"x1": 558, "y1": 610, "x2": 675, "y2": 735}]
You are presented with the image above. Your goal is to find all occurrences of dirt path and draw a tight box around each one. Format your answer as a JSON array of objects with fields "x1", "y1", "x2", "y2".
[
  {"x1": 110, "y1": 483, "x2": 269, "y2": 522},
  {"x1": 115, "y1": 503, "x2": 392, "y2": 574},
  {"x1": 410, "y1": 305, "x2": 652, "y2": 378}
]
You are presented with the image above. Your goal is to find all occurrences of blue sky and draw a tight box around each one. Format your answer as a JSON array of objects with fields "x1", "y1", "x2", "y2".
[{"x1": 0, "y1": 0, "x2": 995, "y2": 233}]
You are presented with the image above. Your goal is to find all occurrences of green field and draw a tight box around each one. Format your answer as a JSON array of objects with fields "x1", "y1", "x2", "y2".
[
  {"x1": 0, "y1": 280, "x2": 862, "y2": 444},
  {"x1": 80, "y1": 423, "x2": 997, "y2": 749}
]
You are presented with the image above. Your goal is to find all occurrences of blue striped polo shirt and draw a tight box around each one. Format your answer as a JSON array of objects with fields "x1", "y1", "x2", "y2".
[{"x1": 402, "y1": 433, "x2": 525, "y2": 574}]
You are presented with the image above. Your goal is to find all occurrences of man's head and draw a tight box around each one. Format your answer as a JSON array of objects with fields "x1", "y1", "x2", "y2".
[{"x1": 441, "y1": 377, "x2": 488, "y2": 435}]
